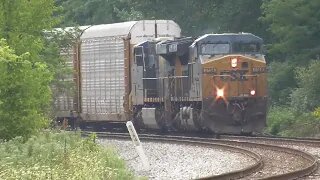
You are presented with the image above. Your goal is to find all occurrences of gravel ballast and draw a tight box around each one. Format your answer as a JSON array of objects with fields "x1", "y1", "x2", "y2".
[
  {"x1": 268, "y1": 144, "x2": 319, "y2": 180},
  {"x1": 99, "y1": 139, "x2": 256, "y2": 180}
]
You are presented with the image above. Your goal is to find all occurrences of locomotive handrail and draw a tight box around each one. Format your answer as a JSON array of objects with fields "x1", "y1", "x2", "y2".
[
  {"x1": 142, "y1": 76, "x2": 189, "y2": 80},
  {"x1": 242, "y1": 74, "x2": 258, "y2": 77},
  {"x1": 142, "y1": 77, "x2": 158, "y2": 80},
  {"x1": 212, "y1": 74, "x2": 230, "y2": 77},
  {"x1": 211, "y1": 74, "x2": 258, "y2": 77}
]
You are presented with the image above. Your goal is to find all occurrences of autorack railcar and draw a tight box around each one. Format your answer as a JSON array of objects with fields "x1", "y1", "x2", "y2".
[{"x1": 54, "y1": 20, "x2": 181, "y2": 129}]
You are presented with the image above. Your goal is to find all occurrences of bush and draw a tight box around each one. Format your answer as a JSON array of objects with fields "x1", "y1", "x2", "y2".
[
  {"x1": 291, "y1": 60, "x2": 320, "y2": 112},
  {"x1": 0, "y1": 40, "x2": 52, "y2": 140},
  {"x1": 280, "y1": 113, "x2": 320, "y2": 137},
  {"x1": 267, "y1": 106, "x2": 320, "y2": 137},
  {"x1": 0, "y1": 131, "x2": 134, "y2": 179},
  {"x1": 266, "y1": 106, "x2": 295, "y2": 135}
]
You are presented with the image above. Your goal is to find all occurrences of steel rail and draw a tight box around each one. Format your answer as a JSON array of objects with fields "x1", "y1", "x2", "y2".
[
  {"x1": 82, "y1": 131, "x2": 318, "y2": 180},
  {"x1": 220, "y1": 134, "x2": 320, "y2": 147},
  {"x1": 82, "y1": 131, "x2": 263, "y2": 180}
]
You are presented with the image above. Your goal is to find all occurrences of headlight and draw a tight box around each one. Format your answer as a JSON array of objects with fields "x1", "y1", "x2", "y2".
[
  {"x1": 217, "y1": 88, "x2": 224, "y2": 97},
  {"x1": 250, "y1": 90, "x2": 256, "y2": 96}
]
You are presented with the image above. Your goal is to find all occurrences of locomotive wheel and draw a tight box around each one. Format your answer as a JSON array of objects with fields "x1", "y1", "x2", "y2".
[
  {"x1": 172, "y1": 112, "x2": 182, "y2": 130},
  {"x1": 200, "y1": 110, "x2": 214, "y2": 133},
  {"x1": 155, "y1": 107, "x2": 167, "y2": 132},
  {"x1": 192, "y1": 108, "x2": 202, "y2": 131},
  {"x1": 232, "y1": 110, "x2": 242, "y2": 125}
]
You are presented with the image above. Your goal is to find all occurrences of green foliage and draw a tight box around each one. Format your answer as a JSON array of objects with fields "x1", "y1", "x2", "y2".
[
  {"x1": 280, "y1": 112, "x2": 320, "y2": 137},
  {"x1": 58, "y1": 0, "x2": 134, "y2": 26},
  {"x1": 291, "y1": 60, "x2": 320, "y2": 111},
  {"x1": 267, "y1": 106, "x2": 320, "y2": 137},
  {"x1": 0, "y1": 41, "x2": 52, "y2": 140},
  {"x1": 207, "y1": 0, "x2": 265, "y2": 36},
  {"x1": 0, "y1": 0, "x2": 76, "y2": 128},
  {"x1": 0, "y1": 131, "x2": 134, "y2": 179},
  {"x1": 267, "y1": 106, "x2": 295, "y2": 135},
  {"x1": 59, "y1": 0, "x2": 264, "y2": 36},
  {"x1": 267, "y1": 61, "x2": 296, "y2": 105},
  {"x1": 262, "y1": 0, "x2": 320, "y2": 62},
  {"x1": 267, "y1": 60, "x2": 320, "y2": 136},
  {"x1": 0, "y1": 0, "x2": 61, "y2": 60}
]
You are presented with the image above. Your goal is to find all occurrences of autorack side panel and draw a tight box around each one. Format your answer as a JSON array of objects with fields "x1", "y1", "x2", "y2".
[{"x1": 80, "y1": 36, "x2": 127, "y2": 121}]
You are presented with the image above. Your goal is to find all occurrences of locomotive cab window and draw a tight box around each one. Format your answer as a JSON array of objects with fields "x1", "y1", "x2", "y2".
[
  {"x1": 232, "y1": 42, "x2": 261, "y2": 54},
  {"x1": 134, "y1": 46, "x2": 144, "y2": 66},
  {"x1": 200, "y1": 43, "x2": 230, "y2": 55}
]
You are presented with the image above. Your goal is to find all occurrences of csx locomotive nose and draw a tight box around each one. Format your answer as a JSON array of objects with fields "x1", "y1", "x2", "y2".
[{"x1": 199, "y1": 33, "x2": 267, "y2": 134}]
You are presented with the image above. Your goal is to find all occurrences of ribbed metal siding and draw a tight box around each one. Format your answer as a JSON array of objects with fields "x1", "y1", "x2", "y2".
[{"x1": 80, "y1": 36, "x2": 125, "y2": 114}]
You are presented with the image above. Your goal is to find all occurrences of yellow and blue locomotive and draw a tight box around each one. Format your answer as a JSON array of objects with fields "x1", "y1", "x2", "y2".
[{"x1": 131, "y1": 33, "x2": 267, "y2": 134}]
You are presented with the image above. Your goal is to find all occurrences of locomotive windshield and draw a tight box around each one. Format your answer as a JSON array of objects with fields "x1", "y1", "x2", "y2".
[
  {"x1": 200, "y1": 42, "x2": 261, "y2": 55},
  {"x1": 195, "y1": 33, "x2": 264, "y2": 58}
]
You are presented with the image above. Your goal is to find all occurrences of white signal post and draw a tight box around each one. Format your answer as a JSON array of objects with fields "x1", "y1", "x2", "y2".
[{"x1": 126, "y1": 121, "x2": 150, "y2": 171}]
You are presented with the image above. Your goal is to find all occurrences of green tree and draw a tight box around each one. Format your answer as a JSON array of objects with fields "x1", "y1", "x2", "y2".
[
  {"x1": 0, "y1": 0, "x2": 72, "y2": 139},
  {"x1": 125, "y1": 0, "x2": 264, "y2": 36},
  {"x1": 291, "y1": 60, "x2": 320, "y2": 112},
  {"x1": 262, "y1": 0, "x2": 320, "y2": 106},
  {"x1": 268, "y1": 61, "x2": 296, "y2": 105},
  {"x1": 58, "y1": 0, "x2": 136, "y2": 26},
  {"x1": 0, "y1": 41, "x2": 52, "y2": 140},
  {"x1": 262, "y1": 0, "x2": 320, "y2": 63},
  {"x1": 59, "y1": 0, "x2": 265, "y2": 36},
  {"x1": 0, "y1": 0, "x2": 60, "y2": 61}
]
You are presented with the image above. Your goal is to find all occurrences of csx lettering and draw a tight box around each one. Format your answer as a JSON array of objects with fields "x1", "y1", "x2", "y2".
[{"x1": 220, "y1": 70, "x2": 248, "y2": 81}]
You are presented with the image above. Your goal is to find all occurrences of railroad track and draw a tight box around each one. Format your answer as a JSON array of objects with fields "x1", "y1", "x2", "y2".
[
  {"x1": 82, "y1": 131, "x2": 318, "y2": 179},
  {"x1": 220, "y1": 135, "x2": 320, "y2": 180}
]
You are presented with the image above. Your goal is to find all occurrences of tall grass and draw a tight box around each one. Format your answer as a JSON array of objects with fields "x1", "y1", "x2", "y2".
[{"x1": 0, "y1": 131, "x2": 134, "y2": 179}]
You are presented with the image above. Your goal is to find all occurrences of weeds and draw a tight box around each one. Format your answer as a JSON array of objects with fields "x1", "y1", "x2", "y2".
[{"x1": 0, "y1": 131, "x2": 134, "y2": 180}]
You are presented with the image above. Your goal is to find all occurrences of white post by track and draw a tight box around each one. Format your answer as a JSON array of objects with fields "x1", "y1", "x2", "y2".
[{"x1": 126, "y1": 121, "x2": 150, "y2": 171}]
